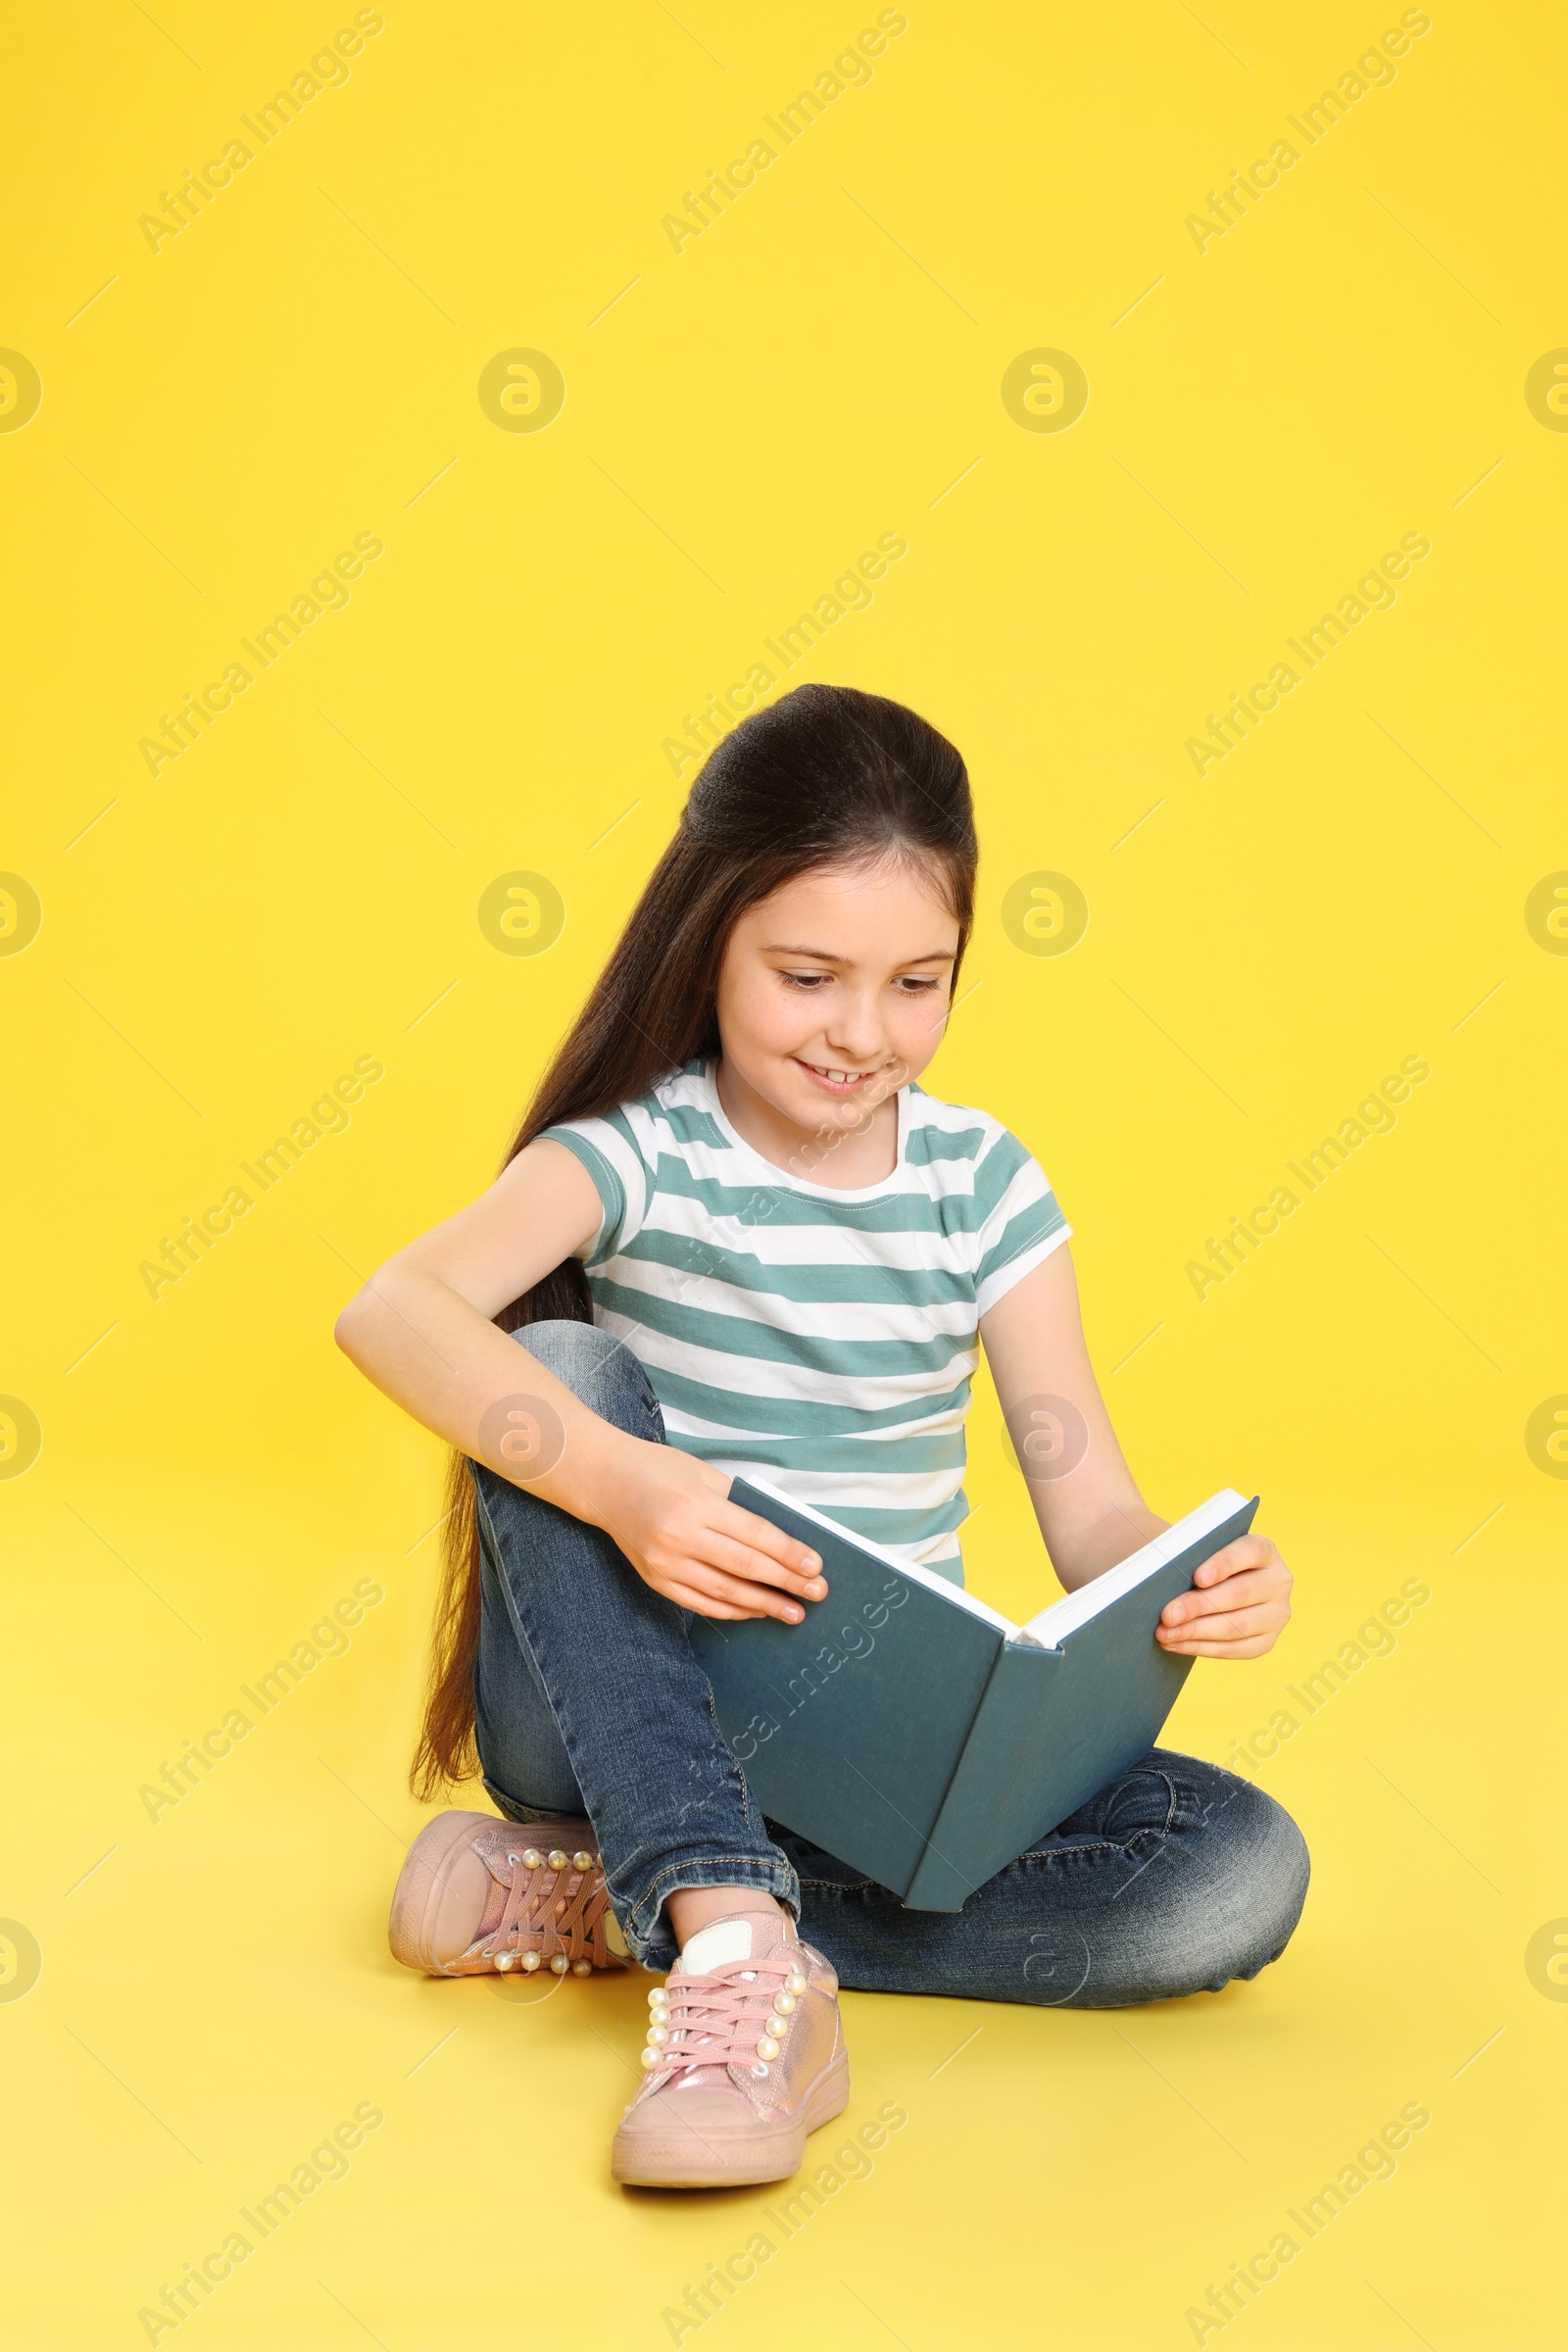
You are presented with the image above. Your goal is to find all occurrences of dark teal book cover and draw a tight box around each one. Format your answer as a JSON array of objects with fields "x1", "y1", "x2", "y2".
[{"x1": 688, "y1": 1479, "x2": 1258, "y2": 1911}]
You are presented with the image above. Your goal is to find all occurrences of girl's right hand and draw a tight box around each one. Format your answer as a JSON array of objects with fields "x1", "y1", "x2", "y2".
[{"x1": 598, "y1": 1442, "x2": 829, "y2": 1623}]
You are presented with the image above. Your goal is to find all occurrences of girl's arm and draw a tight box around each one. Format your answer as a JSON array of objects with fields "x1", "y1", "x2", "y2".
[
  {"x1": 333, "y1": 1139, "x2": 826, "y2": 1624},
  {"x1": 978, "y1": 1245, "x2": 1292, "y2": 1658}
]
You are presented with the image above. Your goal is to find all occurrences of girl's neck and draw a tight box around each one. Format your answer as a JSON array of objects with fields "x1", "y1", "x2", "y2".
[{"x1": 710, "y1": 1055, "x2": 902, "y2": 1191}]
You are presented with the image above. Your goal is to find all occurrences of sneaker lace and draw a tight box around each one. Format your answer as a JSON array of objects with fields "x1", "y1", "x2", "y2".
[
  {"x1": 481, "y1": 1844, "x2": 624, "y2": 1974},
  {"x1": 640, "y1": 1949, "x2": 808, "y2": 2084}
]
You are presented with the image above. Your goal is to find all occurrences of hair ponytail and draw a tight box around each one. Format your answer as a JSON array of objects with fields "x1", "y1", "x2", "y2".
[{"x1": 412, "y1": 681, "x2": 977, "y2": 1794}]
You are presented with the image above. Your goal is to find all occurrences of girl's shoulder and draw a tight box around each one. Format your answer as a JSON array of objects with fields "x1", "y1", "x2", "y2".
[
  {"x1": 535, "y1": 1063, "x2": 716, "y2": 1257},
  {"x1": 637, "y1": 1056, "x2": 722, "y2": 1141},
  {"x1": 907, "y1": 1085, "x2": 1069, "y2": 1286},
  {"x1": 902, "y1": 1080, "x2": 1031, "y2": 1175},
  {"x1": 544, "y1": 1057, "x2": 720, "y2": 1164}
]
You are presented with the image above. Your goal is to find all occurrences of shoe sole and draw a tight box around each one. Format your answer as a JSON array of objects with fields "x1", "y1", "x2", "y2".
[{"x1": 611, "y1": 2048, "x2": 852, "y2": 2188}]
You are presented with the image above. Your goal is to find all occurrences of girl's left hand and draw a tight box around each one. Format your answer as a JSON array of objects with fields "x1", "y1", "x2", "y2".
[{"x1": 1155, "y1": 1533, "x2": 1293, "y2": 1658}]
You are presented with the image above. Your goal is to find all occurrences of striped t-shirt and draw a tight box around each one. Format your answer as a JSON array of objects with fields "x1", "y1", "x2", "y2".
[{"x1": 541, "y1": 1057, "x2": 1070, "y2": 1582}]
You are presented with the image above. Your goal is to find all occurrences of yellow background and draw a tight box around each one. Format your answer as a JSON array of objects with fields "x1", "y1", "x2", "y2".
[{"x1": 3, "y1": 1, "x2": 1563, "y2": 2343}]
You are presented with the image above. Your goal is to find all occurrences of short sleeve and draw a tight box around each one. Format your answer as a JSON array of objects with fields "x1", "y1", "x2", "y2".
[
  {"x1": 537, "y1": 1108, "x2": 654, "y2": 1267},
  {"x1": 972, "y1": 1126, "x2": 1071, "y2": 1318}
]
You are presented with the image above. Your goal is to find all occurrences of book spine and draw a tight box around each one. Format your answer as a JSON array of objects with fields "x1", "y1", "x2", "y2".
[{"x1": 904, "y1": 1641, "x2": 1057, "y2": 1909}]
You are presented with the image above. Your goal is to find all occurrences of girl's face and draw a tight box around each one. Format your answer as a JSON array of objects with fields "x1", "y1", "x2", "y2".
[{"x1": 713, "y1": 857, "x2": 960, "y2": 1138}]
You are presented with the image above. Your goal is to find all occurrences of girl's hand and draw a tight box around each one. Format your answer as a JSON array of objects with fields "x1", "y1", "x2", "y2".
[
  {"x1": 599, "y1": 1442, "x2": 829, "y2": 1624},
  {"x1": 1155, "y1": 1533, "x2": 1293, "y2": 1659}
]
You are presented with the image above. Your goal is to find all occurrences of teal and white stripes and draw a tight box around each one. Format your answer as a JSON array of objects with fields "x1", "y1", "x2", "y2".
[{"x1": 541, "y1": 1058, "x2": 1069, "y2": 1580}]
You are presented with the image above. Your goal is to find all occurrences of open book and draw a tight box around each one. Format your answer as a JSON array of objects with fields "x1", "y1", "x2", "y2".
[{"x1": 689, "y1": 1478, "x2": 1257, "y2": 1911}]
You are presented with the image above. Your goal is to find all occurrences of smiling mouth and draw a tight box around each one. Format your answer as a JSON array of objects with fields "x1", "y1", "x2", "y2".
[{"x1": 795, "y1": 1059, "x2": 880, "y2": 1093}]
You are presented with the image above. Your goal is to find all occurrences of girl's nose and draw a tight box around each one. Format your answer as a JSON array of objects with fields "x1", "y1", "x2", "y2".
[{"x1": 821, "y1": 997, "x2": 886, "y2": 1062}]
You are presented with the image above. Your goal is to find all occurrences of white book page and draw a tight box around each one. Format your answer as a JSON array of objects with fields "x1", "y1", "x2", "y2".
[
  {"x1": 1022, "y1": 1490, "x2": 1250, "y2": 1648},
  {"x1": 727, "y1": 1467, "x2": 1023, "y2": 1638}
]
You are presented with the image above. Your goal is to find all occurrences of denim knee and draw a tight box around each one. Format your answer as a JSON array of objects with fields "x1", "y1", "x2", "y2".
[
  {"x1": 1049, "y1": 1755, "x2": 1310, "y2": 2006},
  {"x1": 1169, "y1": 1769, "x2": 1310, "y2": 1995},
  {"x1": 509, "y1": 1318, "x2": 664, "y2": 1442},
  {"x1": 1228, "y1": 1780, "x2": 1310, "y2": 1964}
]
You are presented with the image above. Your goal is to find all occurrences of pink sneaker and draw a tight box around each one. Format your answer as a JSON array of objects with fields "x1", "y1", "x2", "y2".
[
  {"x1": 388, "y1": 1810, "x2": 624, "y2": 1978},
  {"x1": 612, "y1": 1909, "x2": 849, "y2": 2188}
]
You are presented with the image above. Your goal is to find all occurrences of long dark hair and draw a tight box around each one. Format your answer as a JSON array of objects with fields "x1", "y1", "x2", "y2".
[{"x1": 412, "y1": 681, "x2": 977, "y2": 1794}]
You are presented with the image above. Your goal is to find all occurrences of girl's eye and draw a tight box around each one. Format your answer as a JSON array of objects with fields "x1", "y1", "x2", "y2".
[{"x1": 777, "y1": 970, "x2": 944, "y2": 994}]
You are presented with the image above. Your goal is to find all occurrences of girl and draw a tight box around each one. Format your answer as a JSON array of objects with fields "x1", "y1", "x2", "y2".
[{"x1": 335, "y1": 683, "x2": 1306, "y2": 2190}]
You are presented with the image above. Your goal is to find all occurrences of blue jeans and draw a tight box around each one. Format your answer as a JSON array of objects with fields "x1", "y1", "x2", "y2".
[{"x1": 472, "y1": 1321, "x2": 1310, "y2": 1992}]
